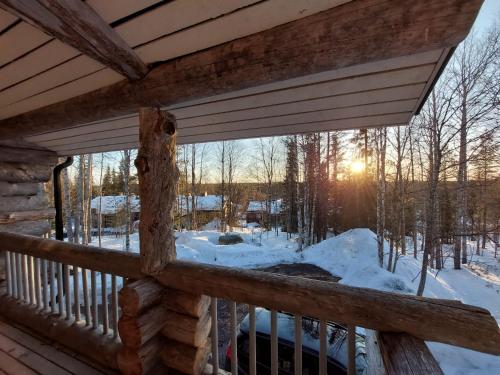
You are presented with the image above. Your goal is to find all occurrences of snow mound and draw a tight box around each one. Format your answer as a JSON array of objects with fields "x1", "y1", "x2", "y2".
[{"x1": 302, "y1": 228, "x2": 413, "y2": 293}]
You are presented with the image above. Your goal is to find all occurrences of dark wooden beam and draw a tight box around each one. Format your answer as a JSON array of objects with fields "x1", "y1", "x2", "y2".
[
  {"x1": 0, "y1": 0, "x2": 148, "y2": 80},
  {"x1": 0, "y1": 0, "x2": 482, "y2": 139}
]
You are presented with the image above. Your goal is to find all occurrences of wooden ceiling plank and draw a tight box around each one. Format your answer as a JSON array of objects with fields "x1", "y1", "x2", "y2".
[
  {"x1": 0, "y1": 0, "x2": 148, "y2": 80},
  {"x1": 169, "y1": 65, "x2": 434, "y2": 119},
  {"x1": 86, "y1": 0, "x2": 161, "y2": 24},
  {"x1": 36, "y1": 95, "x2": 419, "y2": 148},
  {"x1": 0, "y1": 0, "x2": 482, "y2": 139},
  {"x1": 115, "y1": 0, "x2": 260, "y2": 49},
  {"x1": 0, "y1": 69, "x2": 123, "y2": 120},
  {"x1": 0, "y1": 55, "x2": 105, "y2": 108},
  {"x1": 26, "y1": 82, "x2": 426, "y2": 144},
  {"x1": 0, "y1": 7, "x2": 16, "y2": 31},
  {"x1": 52, "y1": 112, "x2": 411, "y2": 155},
  {"x1": 0, "y1": 40, "x2": 79, "y2": 92},
  {"x1": 0, "y1": 22, "x2": 51, "y2": 66}
]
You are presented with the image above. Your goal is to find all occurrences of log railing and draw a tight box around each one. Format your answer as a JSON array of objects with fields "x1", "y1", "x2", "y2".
[
  {"x1": 156, "y1": 261, "x2": 500, "y2": 375},
  {"x1": 1, "y1": 232, "x2": 499, "y2": 375},
  {"x1": 0, "y1": 232, "x2": 142, "y2": 369}
]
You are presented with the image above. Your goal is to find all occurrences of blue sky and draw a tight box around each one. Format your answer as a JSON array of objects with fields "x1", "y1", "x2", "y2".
[{"x1": 475, "y1": 0, "x2": 499, "y2": 33}]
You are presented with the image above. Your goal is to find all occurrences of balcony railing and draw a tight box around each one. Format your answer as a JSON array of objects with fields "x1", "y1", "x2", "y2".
[{"x1": 0, "y1": 231, "x2": 499, "y2": 375}]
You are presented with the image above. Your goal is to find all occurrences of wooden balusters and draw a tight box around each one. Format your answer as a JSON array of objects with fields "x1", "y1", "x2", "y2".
[
  {"x1": 229, "y1": 301, "x2": 238, "y2": 375},
  {"x1": 42, "y1": 259, "x2": 48, "y2": 310},
  {"x1": 5, "y1": 250, "x2": 11, "y2": 295},
  {"x1": 295, "y1": 315, "x2": 303, "y2": 375},
  {"x1": 249, "y1": 305, "x2": 257, "y2": 375},
  {"x1": 57, "y1": 263, "x2": 64, "y2": 315},
  {"x1": 112, "y1": 275, "x2": 119, "y2": 338},
  {"x1": 319, "y1": 320, "x2": 327, "y2": 375},
  {"x1": 210, "y1": 297, "x2": 219, "y2": 374},
  {"x1": 73, "y1": 266, "x2": 80, "y2": 321},
  {"x1": 271, "y1": 310, "x2": 278, "y2": 375},
  {"x1": 27, "y1": 255, "x2": 34, "y2": 304},
  {"x1": 102, "y1": 272, "x2": 109, "y2": 334},
  {"x1": 348, "y1": 325, "x2": 356, "y2": 375},
  {"x1": 64, "y1": 264, "x2": 71, "y2": 319},
  {"x1": 82, "y1": 268, "x2": 91, "y2": 325},
  {"x1": 91, "y1": 270, "x2": 98, "y2": 329},
  {"x1": 9, "y1": 252, "x2": 17, "y2": 298},
  {"x1": 49, "y1": 261, "x2": 56, "y2": 313},
  {"x1": 34, "y1": 258, "x2": 41, "y2": 307},
  {"x1": 22, "y1": 254, "x2": 28, "y2": 301}
]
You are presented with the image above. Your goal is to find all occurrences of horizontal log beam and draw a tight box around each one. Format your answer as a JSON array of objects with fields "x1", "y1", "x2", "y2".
[
  {"x1": 0, "y1": 209, "x2": 55, "y2": 224},
  {"x1": 0, "y1": 0, "x2": 481, "y2": 139},
  {"x1": 119, "y1": 278, "x2": 164, "y2": 317},
  {"x1": 155, "y1": 261, "x2": 500, "y2": 355},
  {"x1": 0, "y1": 144, "x2": 58, "y2": 164},
  {"x1": 0, "y1": 0, "x2": 148, "y2": 80},
  {"x1": 0, "y1": 193, "x2": 48, "y2": 212},
  {"x1": 161, "y1": 310, "x2": 211, "y2": 348},
  {"x1": 0, "y1": 294, "x2": 121, "y2": 369},
  {"x1": 0, "y1": 220, "x2": 50, "y2": 236},
  {"x1": 0, "y1": 182, "x2": 39, "y2": 197},
  {"x1": 160, "y1": 339, "x2": 210, "y2": 375},
  {"x1": 0, "y1": 162, "x2": 53, "y2": 183},
  {"x1": 378, "y1": 332, "x2": 443, "y2": 375},
  {"x1": 118, "y1": 302, "x2": 169, "y2": 349},
  {"x1": 0, "y1": 231, "x2": 142, "y2": 279}
]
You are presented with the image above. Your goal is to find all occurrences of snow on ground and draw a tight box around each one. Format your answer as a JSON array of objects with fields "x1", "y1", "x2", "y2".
[{"x1": 94, "y1": 227, "x2": 500, "y2": 375}]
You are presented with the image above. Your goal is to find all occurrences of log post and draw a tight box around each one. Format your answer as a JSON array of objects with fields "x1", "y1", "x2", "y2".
[{"x1": 135, "y1": 108, "x2": 179, "y2": 275}]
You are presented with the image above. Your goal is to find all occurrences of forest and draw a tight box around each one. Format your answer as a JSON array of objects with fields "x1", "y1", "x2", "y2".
[{"x1": 56, "y1": 27, "x2": 499, "y2": 296}]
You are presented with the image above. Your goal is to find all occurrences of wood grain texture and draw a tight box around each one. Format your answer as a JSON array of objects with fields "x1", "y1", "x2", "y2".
[
  {"x1": 0, "y1": 209, "x2": 55, "y2": 224},
  {"x1": 118, "y1": 302, "x2": 169, "y2": 349},
  {"x1": 161, "y1": 310, "x2": 211, "y2": 348},
  {"x1": 0, "y1": 0, "x2": 148, "y2": 80},
  {"x1": 0, "y1": 144, "x2": 57, "y2": 164},
  {"x1": 378, "y1": 332, "x2": 444, "y2": 375},
  {"x1": 0, "y1": 162, "x2": 53, "y2": 183},
  {"x1": 136, "y1": 108, "x2": 179, "y2": 275},
  {"x1": 160, "y1": 338, "x2": 210, "y2": 375},
  {"x1": 155, "y1": 260, "x2": 500, "y2": 355},
  {"x1": 0, "y1": 295, "x2": 121, "y2": 370},
  {"x1": 117, "y1": 335, "x2": 163, "y2": 375},
  {"x1": 119, "y1": 278, "x2": 164, "y2": 317},
  {"x1": 163, "y1": 289, "x2": 211, "y2": 319},
  {"x1": 0, "y1": 182, "x2": 39, "y2": 197},
  {"x1": 0, "y1": 231, "x2": 142, "y2": 278},
  {"x1": 0, "y1": 0, "x2": 482, "y2": 139},
  {"x1": 0, "y1": 220, "x2": 50, "y2": 236}
]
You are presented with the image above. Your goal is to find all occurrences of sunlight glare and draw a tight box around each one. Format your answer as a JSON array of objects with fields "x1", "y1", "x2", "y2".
[{"x1": 350, "y1": 160, "x2": 365, "y2": 174}]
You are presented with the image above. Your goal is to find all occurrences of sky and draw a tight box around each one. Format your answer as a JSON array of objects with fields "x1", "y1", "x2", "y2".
[{"x1": 80, "y1": 1, "x2": 499, "y2": 185}]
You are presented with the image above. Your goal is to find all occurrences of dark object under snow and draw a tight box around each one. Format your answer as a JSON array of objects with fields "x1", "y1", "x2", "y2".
[{"x1": 219, "y1": 234, "x2": 244, "y2": 245}]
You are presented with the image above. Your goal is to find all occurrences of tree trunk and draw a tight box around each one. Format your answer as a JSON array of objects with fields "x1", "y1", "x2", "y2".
[
  {"x1": 135, "y1": 108, "x2": 179, "y2": 275},
  {"x1": 63, "y1": 167, "x2": 73, "y2": 243}
]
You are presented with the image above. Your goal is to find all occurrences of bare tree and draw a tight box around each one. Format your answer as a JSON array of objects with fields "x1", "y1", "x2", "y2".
[
  {"x1": 449, "y1": 28, "x2": 500, "y2": 267},
  {"x1": 374, "y1": 128, "x2": 387, "y2": 267}
]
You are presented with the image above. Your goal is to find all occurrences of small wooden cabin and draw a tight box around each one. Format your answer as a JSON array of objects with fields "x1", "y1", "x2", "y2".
[{"x1": 0, "y1": 1, "x2": 498, "y2": 374}]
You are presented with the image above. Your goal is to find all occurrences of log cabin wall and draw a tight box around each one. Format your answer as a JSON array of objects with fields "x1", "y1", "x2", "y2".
[{"x1": 0, "y1": 141, "x2": 57, "y2": 281}]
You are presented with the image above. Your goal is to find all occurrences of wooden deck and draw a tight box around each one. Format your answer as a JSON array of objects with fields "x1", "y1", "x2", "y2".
[{"x1": 0, "y1": 317, "x2": 118, "y2": 375}]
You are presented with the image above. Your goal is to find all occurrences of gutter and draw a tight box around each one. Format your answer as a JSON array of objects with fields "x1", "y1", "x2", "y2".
[{"x1": 53, "y1": 157, "x2": 73, "y2": 240}]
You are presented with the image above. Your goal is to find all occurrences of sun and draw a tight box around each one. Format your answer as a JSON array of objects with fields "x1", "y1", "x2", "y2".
[{"x1": 350, "y1": 160, "x2": 365, "y2": 174}]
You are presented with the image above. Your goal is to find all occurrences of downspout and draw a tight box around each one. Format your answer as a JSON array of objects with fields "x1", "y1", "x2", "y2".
[{"x1": 53, "y1": 157, "x2": 74, "y2": 241}]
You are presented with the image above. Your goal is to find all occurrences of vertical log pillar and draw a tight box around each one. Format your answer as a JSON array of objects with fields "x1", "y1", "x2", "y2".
[{"x1": 135, "y1": 108, "x2": 179, "y2": 275}]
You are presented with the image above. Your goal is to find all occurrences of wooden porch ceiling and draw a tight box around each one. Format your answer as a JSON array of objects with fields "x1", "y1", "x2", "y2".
[{"x1": 0, "y1": 0, "x2": 483, "y2": 155}]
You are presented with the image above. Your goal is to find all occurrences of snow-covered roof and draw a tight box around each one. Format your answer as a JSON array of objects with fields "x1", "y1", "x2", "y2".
[
  {"x1": 177, "y1": 195, "x2": 223, "y2": 213},
  {"x1": 247, "y1": 199, "x2": 282, "y2": 214},
  {"x1": 90, "y1": 195, "x2": 140, "y2": 215}
]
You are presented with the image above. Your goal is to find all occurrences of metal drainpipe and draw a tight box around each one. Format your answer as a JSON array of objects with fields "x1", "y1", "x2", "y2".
[{"x1": 53, "y1": 157, "x2": 74, "y2": 240}]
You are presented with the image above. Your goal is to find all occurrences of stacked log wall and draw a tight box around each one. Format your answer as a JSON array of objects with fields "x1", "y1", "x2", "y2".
[
  {"x1": 0, "y1": 142, "x2": 57, "y2": 280},
  {"x1": 118, "y1": 278, "x2": 211, "y2": 375}
]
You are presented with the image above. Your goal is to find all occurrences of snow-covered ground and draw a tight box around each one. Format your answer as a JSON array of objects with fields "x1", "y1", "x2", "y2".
[{"x1": 94, "y1": 227, "x2": 500, "y2": 375}]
